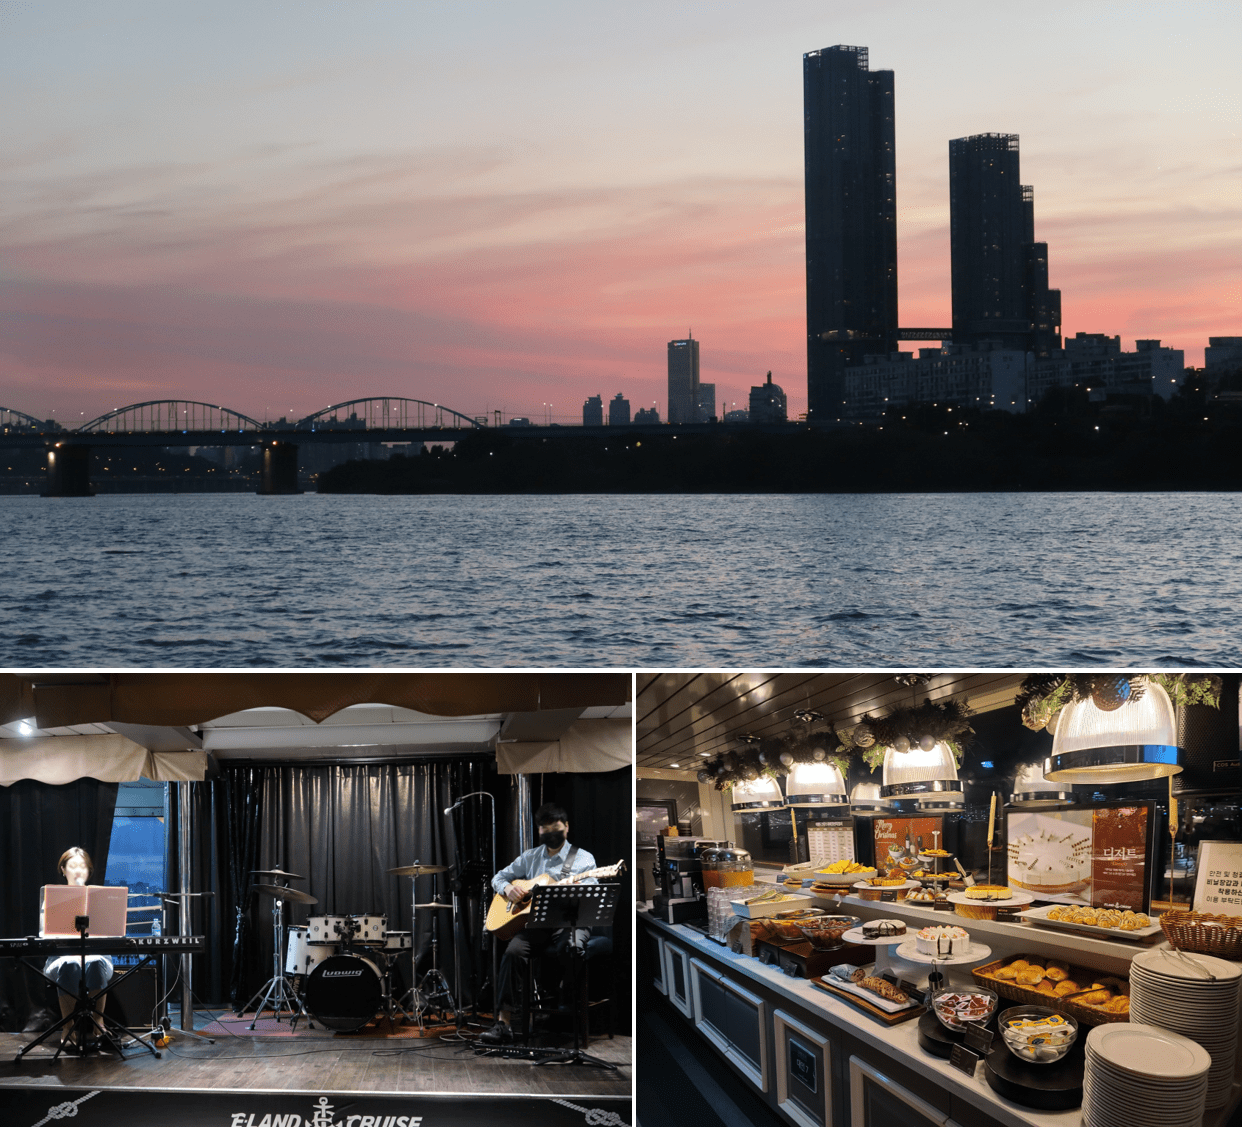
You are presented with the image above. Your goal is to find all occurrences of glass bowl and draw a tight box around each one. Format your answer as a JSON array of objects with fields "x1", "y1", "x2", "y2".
[
  {"x1": 797, "y1": 914, "x2": 862, "y2": 950},
  {"x1": 766, "y1": 908, "x2": 825, "y2": 942},
  {"x1": 998, "y1": 1005, "x2": 1078, "y2": 1064},
  {"x1": 931, "y1": 985, "x2": 998, "y2": 1031}
]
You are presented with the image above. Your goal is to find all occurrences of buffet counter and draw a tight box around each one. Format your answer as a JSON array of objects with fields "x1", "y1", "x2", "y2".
[{"x1": 638, "y1": 908, "x2": 1242, "y2": 1127}]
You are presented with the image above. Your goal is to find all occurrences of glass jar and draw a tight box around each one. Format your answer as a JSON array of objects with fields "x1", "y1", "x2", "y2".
[{"x1": 701, "y1": 846, "x2": 753, "y2": 889}]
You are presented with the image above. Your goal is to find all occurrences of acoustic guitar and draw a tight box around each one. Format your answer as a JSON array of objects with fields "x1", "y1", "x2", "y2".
[{"x1": 485, "y1": 860, "x2": 625, "y2": 941}]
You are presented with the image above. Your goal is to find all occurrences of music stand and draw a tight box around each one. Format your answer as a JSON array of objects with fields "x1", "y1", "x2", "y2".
[{"x1": 524, "y1": 883, "x2": 619, "y2": 1070}]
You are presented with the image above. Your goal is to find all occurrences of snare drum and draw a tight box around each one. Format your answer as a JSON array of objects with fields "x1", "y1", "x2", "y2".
[
  {"x1": 303, "y1": 953, "x2": 382, "y2": 1031},
  {"x1": 307, "y1": 915, "x2": 349, "y2": 944},
  {"x1": 383, "y1": 930, "x2": 412, "y2": 951},
  {"x1": 286, "y1": 926, "x2": 336, "y2": 976},
  {"x1": 351, "y1": 914, "x2": 387, "y2": 944}
]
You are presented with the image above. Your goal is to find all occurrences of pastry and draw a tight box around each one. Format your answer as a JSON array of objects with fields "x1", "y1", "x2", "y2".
[
  {"x1": 1103, "y1": 995, "x2": 1130, "y2": 1014},
  {"x1": 1044, "y1": 966, "x2": 1068, "y2": 982},
  {"x1": 1016, "y1": 966, "x2": 1045, "y2": 986},
  {"x1": 915, "y1": 925, "x2": 970, "y2": 956},
  {"x1": 862, "y1": 919, "x2": 906, "y2": 939},
  {"x1": 856, "y1": 975, "x2": 909, "y2": 1004},
  {"x1": 1054, "y1": 979, "x2": 1081, "y2": 997},
  {"x1": 1035, "y1": 980, "x2": 1058, "y2": 996},
  {"x1": 994, "y1": 965, "x2": 1019, "y2": 980},
  {"x1": 1077, "y1": 988, "x2": 1111, "y2": 1006},
  {"x1": 1009, "y1": 959, "x2": 1030, "y2": 970}
]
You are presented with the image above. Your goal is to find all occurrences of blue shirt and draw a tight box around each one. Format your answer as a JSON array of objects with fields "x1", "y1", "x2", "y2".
[{"x1": 492, "y1": 839, "x2": 597, "y2": 895}]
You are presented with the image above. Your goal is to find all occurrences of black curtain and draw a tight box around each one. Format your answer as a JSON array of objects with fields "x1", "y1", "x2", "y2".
[
  {"x1": 0, "y1": 778, "x2": 118, "y2": 1032},
  {"x1": 164, "y1": 766, "x2": 264, "y2": 1010},
  {"x1": 242, "y1": 759, "x2": 490, "y2": 1013},
  {"x1": 537, "y1": 766, "x2": 633, "y2": 1035}
]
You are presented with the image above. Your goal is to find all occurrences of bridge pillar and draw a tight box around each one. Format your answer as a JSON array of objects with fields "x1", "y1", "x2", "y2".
[
  {"x1": 258, "y1": 441, "x2": 302, "y2": 495},
  {"x1": 42, "y1": 443, "x2": 93, "y2": 497}
]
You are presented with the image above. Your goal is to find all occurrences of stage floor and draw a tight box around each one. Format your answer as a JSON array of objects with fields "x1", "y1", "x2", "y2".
[{"x1": 0, "y1": 1009, "x2": 631, "y2": 1102}]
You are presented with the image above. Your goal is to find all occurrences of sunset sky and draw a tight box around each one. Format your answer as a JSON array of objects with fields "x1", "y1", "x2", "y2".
[{"x1": 3, "y1": 2, "x2": 1239, "y2": 425}]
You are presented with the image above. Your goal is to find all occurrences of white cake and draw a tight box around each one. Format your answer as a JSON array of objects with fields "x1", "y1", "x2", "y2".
[
  {"x1": 1008, "y1": 826, "x2": 1092, "y2": 892},
  {"x1": 915, "y1": 925, "x2": 970, "y2": 956}
]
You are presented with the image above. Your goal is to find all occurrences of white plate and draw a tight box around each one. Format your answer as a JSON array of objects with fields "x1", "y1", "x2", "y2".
[
  {"x1": 1015, "y1": 903, "x2": 1162, "y2": 940},
  {"x1": 850, "y1": 879, "x2": 922, "y2": 892},
  {"x1": 946, "y1": 889, "x2": 1034, "y2": 907},
  {"x1": 809, "y1": 869, "x2": 877, "y2": 886},
  {"x1": 894, "y1": 937, "x2": 991, "y2": 965},
  {"x1": 1131, "y1": 946, "x2": 1242, "y2": 982},
  {"x1": 1086, "y1": 1023, "x2": 1212, "y2": 1079}
]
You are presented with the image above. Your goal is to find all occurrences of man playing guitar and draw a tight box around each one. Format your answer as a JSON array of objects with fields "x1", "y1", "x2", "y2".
[{"x1": 479, "y1": 803, "x2": 596, "y2": 1045}]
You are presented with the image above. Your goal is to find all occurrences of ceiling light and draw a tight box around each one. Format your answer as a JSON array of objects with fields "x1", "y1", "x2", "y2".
[
  {"x1": 730, "y1": 776, "x2": 784, "y2": 810},
  {"x1": 669, "y1": 763, "x2": 679, "y2": 768},
  {"x1": 17, "y1": 720, "x2": 35, "y2": 736},
  {"x1": 784, "y1": 761, "x2": 848, "y2": 809},
  {"x1": 880, "y1": 741, "x2": 964, "y2": 811},
  {"x1": 1044, "y1": 681, "x2": 1180, "y2": 784},
  {"x1": 849, "y1": 781, "x2": 894, "y2": 814},
  {"x1": 1009, "y1": 760, "x2": 1074, "y2": 808}
]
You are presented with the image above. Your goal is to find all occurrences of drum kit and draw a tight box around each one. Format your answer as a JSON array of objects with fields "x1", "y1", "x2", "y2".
[{"x1": 241, "y1": 862, "x2": 457, "y2": 1034}]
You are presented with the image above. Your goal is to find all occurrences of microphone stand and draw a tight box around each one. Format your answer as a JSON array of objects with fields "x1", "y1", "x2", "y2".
[{"x1": 443, "y1": 791, "x2": 495, "y2": 1040}]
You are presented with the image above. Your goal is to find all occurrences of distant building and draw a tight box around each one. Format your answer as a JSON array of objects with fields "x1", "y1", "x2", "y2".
[
  {"x1": 723, "y1": 408, "x2": 749, "y2": 423},
  {"x1": 583, "y1": 395, "x2": 603, "y2": 427},
  {"x1": 668, "y1": 336, "x2": 700, "y2": 424},
  {"x1": 804, "y1": 45, "x2": 897, "y2": 419},
  {"x1": 1028, "y1": 335, "x2": 1184, "y2": 403},
  {"x1": 1205, "y1": 337, "x2": 1242, "y2": 373},
  {"x1": 507, "y1": 417, "x2": 532, "y2": 426},
  {"x1": 634, "y1": 406, "x2": 660, "y2": 424},
  {"x1": 843, "y1": 345, "x2": 1028, "y2": 418},
  {"x1": 695, "y1": 382, "x2": 716, "y2": 423},
  {"x1": 608, "y1": 393, "x2": 630, "y2": 426},
  {"x1": 948, "y1": 134, "x2": 1060, "y2": 358},
  {"x1": 749, "y1": 372, "x2": 788, "y2": 423}
]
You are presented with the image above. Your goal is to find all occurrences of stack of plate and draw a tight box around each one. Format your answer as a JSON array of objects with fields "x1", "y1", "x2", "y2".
[
  {"x1": 1129, "y1": 946, "x2": 1242, "y2": 1110},
  {"x1": 1082, "y1": 1024, "x2": 1211, "y2": 1127}
]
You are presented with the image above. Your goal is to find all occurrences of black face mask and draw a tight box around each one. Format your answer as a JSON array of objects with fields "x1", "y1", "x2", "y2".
[{"x1": 538, "y1": 829, "x2": 566, "y2": 850}]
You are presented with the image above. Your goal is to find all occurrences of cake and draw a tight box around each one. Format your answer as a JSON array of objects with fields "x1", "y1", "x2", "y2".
[
  {"x1": 1008, "y1": 825, "x2": 1092, "y2": 893},
  {"x1": 862, "y1": 919, "x2": 906, "y2": 939},
  {"x1": 915, "y1": 925, "x2": 970, "y2": 956},
  {"x1": 965, "y1": 883, "x2": 1012, "y2": 901}
]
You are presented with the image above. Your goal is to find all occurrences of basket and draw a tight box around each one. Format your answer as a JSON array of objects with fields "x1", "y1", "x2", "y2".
[
  {"x1": 971, "y1": 957, "x2": 1129, "y2": 1026},
  {"x1": 1159, "y1": 909, "x2": 1242, "y2": 959}
]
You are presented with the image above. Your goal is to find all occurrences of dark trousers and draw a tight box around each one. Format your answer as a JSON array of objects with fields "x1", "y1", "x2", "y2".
[{"x1": 496, "y1": 926, "x2": 589, "y2": 1021}]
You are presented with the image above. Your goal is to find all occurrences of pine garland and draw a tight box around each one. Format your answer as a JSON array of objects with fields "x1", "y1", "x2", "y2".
[
  {"x1": 698, "y1": 698, "x2": 974, "y2": 790},
  {"x1": 1016, "y1": 672, "x2": 1221, "y2": 731}
]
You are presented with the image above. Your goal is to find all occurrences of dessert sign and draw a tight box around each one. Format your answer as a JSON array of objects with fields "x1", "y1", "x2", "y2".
[
  {"x1": 1192, "y1": 841, "x2": 1242, "y2": 914},
  {"x1": 1007, "y1": 806, "x2": 1151, "y2": 911}
]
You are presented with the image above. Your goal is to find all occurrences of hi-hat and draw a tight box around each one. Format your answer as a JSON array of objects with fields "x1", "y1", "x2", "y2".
[
  {"x1": 251, "y1": 868, "x2": 306, "y2": 881},
  {"x1": 415, "y1": 901, "x2": 453, "y2": 910},
  {"x1": 253, "y1": 883, "x2": 318, "y2": 905},
  {"x1": 388, "y1": 864, "x2": 449, "y2": 877}
]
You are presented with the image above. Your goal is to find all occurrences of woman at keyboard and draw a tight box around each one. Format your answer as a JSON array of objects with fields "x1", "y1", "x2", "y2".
[{"x1": 44, "y1": 847, "x2": 113, "y2": 1050}]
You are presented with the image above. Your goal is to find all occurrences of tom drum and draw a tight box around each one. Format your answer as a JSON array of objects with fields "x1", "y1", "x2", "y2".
[
  {"x1": 383, "y1": 930, "x2": 412, "y2": 951},
  {"x1": 303, "y1": 953, "x2": 383, "y2": 1031},
  {"x1": 307, "y1": 915, "x2": 349, "y2": 945}
]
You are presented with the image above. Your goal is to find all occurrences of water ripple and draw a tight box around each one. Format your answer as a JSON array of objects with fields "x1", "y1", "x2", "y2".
[{"x1": 2, "y1": 492, "x2": 1242, "y2": 666}]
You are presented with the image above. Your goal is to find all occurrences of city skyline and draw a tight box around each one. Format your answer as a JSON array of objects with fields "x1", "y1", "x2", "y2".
[{"x1": 3, "y1": 3, "x2": 1239, "y2": 425}]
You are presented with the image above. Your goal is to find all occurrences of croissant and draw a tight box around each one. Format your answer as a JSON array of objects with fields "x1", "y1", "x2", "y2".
[
  {"x1": 1103, "y1": 995, "x2": 1130, "y2": 1014},
  {"x1": 1054, "y1": 980, "x2": 1081, "y2": 997},
  {"x1": 1077, "y1": 989, "x2": 1111, "y2": 1005},
  {"x1": 1035, "y1": 980, "x2": 1058, "y2": 996}
]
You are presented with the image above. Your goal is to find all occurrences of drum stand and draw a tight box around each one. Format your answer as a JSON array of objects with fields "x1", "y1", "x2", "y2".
[
  {"x1": 241, "y1": 895, "x2": 305, "y2": 1029},
  {"x1": 396, "y1": 864, "x2": 456, "y2": 1031},
  {"x1": 417, "y1": 913, "x2": 455, "y2": 1024}
]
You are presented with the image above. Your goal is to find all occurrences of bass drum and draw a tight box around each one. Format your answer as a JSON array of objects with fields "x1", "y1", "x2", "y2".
[
  {"x1": 286, "y1": 927, "x2": 336, "y2": 977},
  {"x1": 304, "y1": 953, "x2": 382, "y2": 1031}
]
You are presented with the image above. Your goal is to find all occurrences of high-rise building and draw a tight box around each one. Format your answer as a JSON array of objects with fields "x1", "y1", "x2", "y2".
[
  {"x1": 582, "y1": 394, "x2": 603, "y2": 427},
  {"x1": 634, "y1": 406, "x2": 660, "y2": 424},
  {"x1": 608, "y1": 393, "x2": 631, "y2": 426},
  {"x1": 695, "y1": 382, "x2": 716, "y2": 423},
  {"x1": 949, "y1": 134, "x2": 1061, "y2": 357},
  {"x1": 667, "y1": 337, "x2": 699, "y2": 424},
  {"x1": 749, "y1": 372, "x2": 788, "y2": 424},
  {"x1": 804, "y1": 45, "x2": 897, "y2": 420}
]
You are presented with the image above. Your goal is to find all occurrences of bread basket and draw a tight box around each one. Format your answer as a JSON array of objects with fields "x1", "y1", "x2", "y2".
[{"x1": 1159, "y1": 909, "x2": 1242, "y2": 959}]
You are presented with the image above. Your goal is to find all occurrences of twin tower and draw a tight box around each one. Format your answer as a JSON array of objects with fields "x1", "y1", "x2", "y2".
[{"x1": 804, "y1": 45, "x2": 1061, "y2": 419}]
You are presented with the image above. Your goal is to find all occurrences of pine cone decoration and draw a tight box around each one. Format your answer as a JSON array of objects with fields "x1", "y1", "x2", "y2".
[
  {"x1": 852, "y1": 721, "x2": 876, "y2": 748},
  {"x1": 1091, "y1": 675, "x2": 1132, "y2": 712}
]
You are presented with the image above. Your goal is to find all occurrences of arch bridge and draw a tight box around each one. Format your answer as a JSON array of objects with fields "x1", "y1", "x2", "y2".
[
  {"x1": 298, "y1": 397, "x2": 482, "y2": 431},
  {"x1": 78, "y1": 400, "x2": 266, "y2": 434}
]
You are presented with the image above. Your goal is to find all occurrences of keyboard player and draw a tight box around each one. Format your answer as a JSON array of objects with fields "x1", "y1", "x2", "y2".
[{"x1": 44, "y1": 847, "x2": 113, "y2": 1050}]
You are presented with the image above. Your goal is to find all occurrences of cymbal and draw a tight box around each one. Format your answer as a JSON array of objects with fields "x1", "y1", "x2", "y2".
[
  {"x1": 387, "y1": 864, "x2": 449, "y2": 877},
  {"x1": 251, "y1": 868, "x2": 305, "y2": 881},
  {"x1": 253, "y1": 883, "x2": 318, "y2": 905},
  {"x1": 414, "y1": 901, "x2": 453, "y2": 910}
]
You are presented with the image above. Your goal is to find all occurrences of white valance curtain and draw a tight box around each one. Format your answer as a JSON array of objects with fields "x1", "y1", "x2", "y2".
[
  {"x1": 0, "y1": 735, "x2": 207, "y2": 786},
  {"x1": 493, "y1": 718, "x2": 632, "y2": 774}
]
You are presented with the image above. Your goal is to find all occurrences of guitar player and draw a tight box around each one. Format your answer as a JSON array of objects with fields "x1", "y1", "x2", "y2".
[{"x1": 479, "y1": 803, "x2": 596, "y2": 1045}]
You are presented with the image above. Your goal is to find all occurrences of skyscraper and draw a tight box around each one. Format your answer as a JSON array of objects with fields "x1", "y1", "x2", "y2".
[
  {"x1": 608, "y1": 393, "x2": 630, "y2": 426},
  {"x1": 583, "y1": 394, "x2": 603, "y2": 427},
  {"x1": 667, "y1": 336, "x2": 699, "y2": 424},
  {"x1": 949, "y1": 134, "x2": 1061, "y2": 356},
  {"x1": 804, "y1": 45, "x2": 897, "y2": 420}
]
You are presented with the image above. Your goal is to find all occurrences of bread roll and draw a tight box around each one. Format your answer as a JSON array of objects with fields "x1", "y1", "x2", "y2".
[
  {"x1": 1008, "y1": 959, "x2": 1029, "y2": 970},
  {"x1": 1044, "y1": 966, "x2": 1068, "y2": 982},
  {"x1": 1016, "y1": 966, "x2": 1045, "y2": 986},
  {"x1": 1035, "y1": 980, "x2": 1058, "y2": 996},
  {"x1": 1077, "y1": 988, "x2": 1111, "y2": 1006},
  {"x1": 994, "y1": 965, "x2": 1019, "y2": 980},
  {"x1": 1054, "y1": 980, "x2": 1081, "y2": 997},
  {"x1": 1103, "y1": 995, "x2": 1130, "y2": 1014}
]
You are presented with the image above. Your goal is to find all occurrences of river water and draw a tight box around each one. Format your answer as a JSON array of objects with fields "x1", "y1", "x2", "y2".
[{"x1": 3, "y1": 492, "x2": 1240, "y2": 667}]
